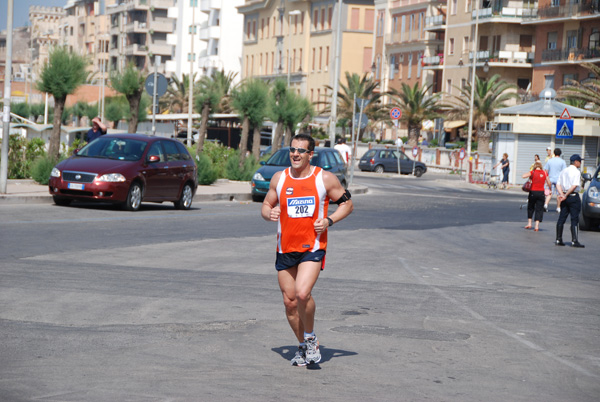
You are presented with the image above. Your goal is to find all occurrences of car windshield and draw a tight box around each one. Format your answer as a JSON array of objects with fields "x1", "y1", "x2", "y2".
[
  {"x1": 265, "y1": 149, "x2": 321, "y2": 167},
  {"x1": 78, "y1": 137, "x2": 147, "y2": 161}
]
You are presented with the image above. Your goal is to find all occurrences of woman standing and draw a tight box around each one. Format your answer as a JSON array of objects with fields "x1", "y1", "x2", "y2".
[
  {"x1": 494, "y1": 153, "x2": 510, "y2": 189},
  {"x1": 522, "y1": 161, "x2": 551, "y2": 231}
]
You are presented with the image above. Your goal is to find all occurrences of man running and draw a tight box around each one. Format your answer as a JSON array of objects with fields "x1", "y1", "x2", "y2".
[{"x1": 261, "y1": 133, "x2": 354, "y2": 366}]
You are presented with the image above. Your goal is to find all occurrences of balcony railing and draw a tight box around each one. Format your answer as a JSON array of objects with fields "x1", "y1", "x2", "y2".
[
  {"x1": 425, "y1": 15, "x2": 445, "y2": 29},
  {"x1": 542, "y1": 47, "x2": 600, "y2": 62},
  {"x1": 200, "y1": 0, "x2": 221, "y2": 12},
  {"x1": 489, "y1": 50, "x2": 534, "y2": 63},
  {"x1": 422, "y1": 55, "x2": 442, "y2": 66},
  {"x1": 528, "y1": 1, "x2": 600, "y2": 19},
  {"x1": 472, "y1": 7, "x2": 536, "y2": 20}
]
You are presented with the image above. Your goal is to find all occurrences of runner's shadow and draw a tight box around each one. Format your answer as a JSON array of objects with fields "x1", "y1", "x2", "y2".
[{"x1": 272, "y1": 345, "x2": 357, "y2": 367}]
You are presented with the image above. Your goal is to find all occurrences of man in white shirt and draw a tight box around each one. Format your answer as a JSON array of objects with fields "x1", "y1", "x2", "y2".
[
  {"x1": 543, "y1": 148, "x2": 567, "y2": 212},
  {"x1": 555, "y1": 154, "x2": 585, "y2": 248},
  {"x1": 334, "y1": 138, "x2": 352, "y2": 165},
  {"x1": 395, "y1": 136, "x2": 404, "y2": 148}
]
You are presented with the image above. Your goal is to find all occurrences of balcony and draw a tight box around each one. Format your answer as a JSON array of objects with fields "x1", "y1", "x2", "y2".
[
  {"x1": 148, "y1": 42, "x2": 172, "y2": 56},
  {"x1": 489, "y1": 50, "x2": 534, "y2": 64},
  {"x1": 424, "y1": 15, "x2": 445, "y2": 31},
  {"x1": 200, "y1": 0, "x2": 221, "y2": 13},
  {"x1": 472, "y1": 7, "x2": 535, "y2": 22},
  {"x1": 148, "y1": 18, "x2": 174, "y2": 33},
  {"x1": 124, "y1": 43, "x2": 148, "y2": 56},
  {"x1": 524, "y1": 1, "x2": 600, "y2": 21},
  {"x1": 542, "y1": 47, "x2": 600, "y2": 63},
  {"x1": 199, "y1": 25, "x2": 220, "y2": 41},
  {"x1": 125, "y1": 20, "x2": 148, "y2": 33},
  {"x1": 422, "y1": 55, "x2": 443, "y2": 67}
]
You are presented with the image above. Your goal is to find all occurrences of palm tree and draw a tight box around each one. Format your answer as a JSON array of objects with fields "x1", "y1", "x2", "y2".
[
  {"x1": 388, "y1": 83, "x2": 440, "y2": 147},
  {"x1": 164, "y1": 73, "x2": 195, "y2": 113},
  {"x1": 557, "y1": 62, "x2": 600, "y2": 113},
  {"x1": 195, "y1": 70, "x2": 237, "y2": 153},
  {"x1": 268, "y1": 79, "x2": 288, "y2": 154},
  {"x1": 36, "y1": 46, "x2": 88, "y2": 158},
  {"x1": 110, "y1": 63, "x2": 146, "y2": 133},
  {"x1": 323, "y1": 72, "x2": 385, "y2": 140},
  {"x1": 443, "y1": 74, "x2": 518, "y2": 154},
  {"x1": 231, "y1": 78, "x2": 269, "y2": 161}
]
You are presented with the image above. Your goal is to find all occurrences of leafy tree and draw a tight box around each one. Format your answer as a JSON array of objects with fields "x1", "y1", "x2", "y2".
[
  {"x1": 36, "y1": 46, "x2": 88, "y2": 158},
  {"x1": 110, "y1": 63, "x2": 146, "y2": 133},
  {"x1": 85, "y1": 103, "x2": 99, "y2": 121},
  {"x1": 105, "y1": 102, "x2": 124, "y2": 128},
  {"x1": 323, "y1": 72, "x2": 384, "y2": 140},
  {"x1": 388, "y1": 83, "x2": 440, "y2": 147},
  {"x1": 195, "y1": 70, "x2": 236, "y2": 153},
  {"x1": 557, "y1": 63, "x2": 600, "y2": 113},
  {"x1": 30, "y1": 103, "x2": 46, "y2": 123},
  {"x1": 443, "y1": 74, "x2": 518, "y2": 153},
  {"x1": 231, "y1": 78, "x2": 269, "y2": 161},
  {"x1": 282, "y1": 91, "x2": 314, "y2": 146},
  {"x1": 11, "y1": 102, "x2": 30, "y2": 120},
  {"x1": 71, "y1": 101, "x2": 90, "y2": 126}
]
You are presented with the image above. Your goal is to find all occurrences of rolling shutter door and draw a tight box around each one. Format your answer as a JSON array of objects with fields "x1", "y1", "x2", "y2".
[
  {"x1": 583, "y1": 136, "x2": 599, "y2": 174},
  {"x1": 516, "y1": 134, "x2": 551, "y2": 184},
  {"x1": 555, "y1": 137, "x2": 583, "y2": 165}
]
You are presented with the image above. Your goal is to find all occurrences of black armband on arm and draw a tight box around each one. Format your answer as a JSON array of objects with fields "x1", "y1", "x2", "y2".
[{"x1": 333, "y1": 189, "x2": 351, "y2": 205}]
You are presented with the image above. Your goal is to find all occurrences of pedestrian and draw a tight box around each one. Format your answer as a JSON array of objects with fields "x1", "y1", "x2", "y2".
[
  {"x1": 261, "y1": 133, "x2": 354, "y2": 366},
  {"x1": 522, "y1": 161, "x2": 551, "y2": 231},
  {"x1": 543, "y1": 148, "x2": 567, "y2": 212},
  {"x1": 334, "y1": 137, "x2": 352, "y2": 165},
  {"x1": 86, "y1": 117, "x2": 108, "y2": 143},
  {"x1": 493, "y1": 153, "x2": 510, "y2": 189},
  {"x1": 395, "y1": 136, "x2": 404, "y2": 148},
  {"x1": 555, "y1": 154, "x2": 585, "y2": 248},
  {"x1": 544, "y1": 146, "x2": 553, "y2": 164},
  {"x1": 529, "y1": 154, "x2": 541, "y2": 171}
]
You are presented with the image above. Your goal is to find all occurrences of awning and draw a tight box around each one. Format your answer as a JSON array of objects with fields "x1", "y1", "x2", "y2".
[{"x1": 443, "y1": 120, "x2": 467, "y2": 131}]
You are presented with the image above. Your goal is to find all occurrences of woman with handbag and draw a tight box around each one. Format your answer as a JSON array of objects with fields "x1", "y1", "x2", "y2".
[{"x1": 522, "y1": 161, "x2": 551, "y2": 231}]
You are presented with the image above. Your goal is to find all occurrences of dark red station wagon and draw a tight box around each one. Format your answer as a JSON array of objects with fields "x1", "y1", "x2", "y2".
[{"x1": 49, "y1": 134, "x2": 198, "y2": 211}]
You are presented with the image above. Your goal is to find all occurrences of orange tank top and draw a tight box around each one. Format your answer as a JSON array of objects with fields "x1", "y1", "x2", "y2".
[{"x1": 275, "y1": 166, "x2": 329, "y2": 253}]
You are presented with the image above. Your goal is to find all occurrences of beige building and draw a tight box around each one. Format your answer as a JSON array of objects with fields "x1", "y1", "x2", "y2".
[
  {"x1": 238, "y1": 0, "x2": 375, "y2": 122},
  {"x1": 29, "y1": 6, "x2": 66, "y2": 88}
]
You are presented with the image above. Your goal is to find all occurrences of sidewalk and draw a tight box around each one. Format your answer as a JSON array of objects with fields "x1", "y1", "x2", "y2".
[{"x1": 0, "y1": 179, "x2": 368, "y2": 205}]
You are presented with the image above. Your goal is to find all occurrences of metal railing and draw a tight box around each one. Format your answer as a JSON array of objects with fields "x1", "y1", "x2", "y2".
[{"x1": 542, "y1": 47, "x2": 600, "y2": 62}]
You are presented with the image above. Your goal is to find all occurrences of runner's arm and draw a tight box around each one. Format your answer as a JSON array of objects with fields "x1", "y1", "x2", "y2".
[
  {"x1": 261, "y1": 171, "x2": 281, "y2": 222},
  {"x1": 314, "y1": 171, "x2": 353, "y2": 233}
]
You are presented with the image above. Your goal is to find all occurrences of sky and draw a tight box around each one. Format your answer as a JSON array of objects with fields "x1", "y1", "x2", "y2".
[{"x1": 1, "y1": 0, "x2": 67, "y2": 32}]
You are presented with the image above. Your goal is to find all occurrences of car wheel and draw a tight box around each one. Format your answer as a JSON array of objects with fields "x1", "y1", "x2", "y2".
[
  {"x1": 174, "y1": 183, "x2": 194, "y2": 210},
  {"x1": 414, "y1": 167, "x2": 424, "y2": 177},
  {"x1": 579, "y1": 210, "x2": 595, "y2": 231},
  {"x1": 124, "y1": 182, "x2": 142, "y2": 211},
  {"x1": 374, "y1": 165, "x2": 385, "y2": 174},
  {"x1": 53, "y1": 196, "x2": 71, "y2": 206}
]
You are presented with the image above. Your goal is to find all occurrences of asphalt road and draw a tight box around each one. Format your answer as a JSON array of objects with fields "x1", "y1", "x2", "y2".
[{"x1": 1, "y1": 173, "x2": 599, "y2": 402}]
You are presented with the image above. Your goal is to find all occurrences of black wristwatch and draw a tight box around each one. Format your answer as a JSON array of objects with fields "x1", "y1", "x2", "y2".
[{"x1": 327, "y1": 217, "x2": 334, "y2": 227}]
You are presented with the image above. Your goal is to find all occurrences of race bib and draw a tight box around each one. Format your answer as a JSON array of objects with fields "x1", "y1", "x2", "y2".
[{"x1": 287, "y1": 196, "x2": 316, "y2": 218}]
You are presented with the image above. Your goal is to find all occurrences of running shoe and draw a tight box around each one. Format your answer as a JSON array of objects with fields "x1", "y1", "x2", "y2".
[
  {"x1": 304, "y1": 336, "x2": 321, "y2": 364},
  {"x1": 291, "y1": 345, "x2": 307, "y2": 366}
]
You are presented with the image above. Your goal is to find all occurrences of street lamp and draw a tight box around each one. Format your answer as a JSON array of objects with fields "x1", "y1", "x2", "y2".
[
  {"x1": 287, "y1": 10, "x2": 301, "y2": 86},
  {"x1": 329, "y1": 0, "x2": 343, "y2": 149},
  {"x1": 466, "y1": 0, "x2": 481, "y2": 183}
]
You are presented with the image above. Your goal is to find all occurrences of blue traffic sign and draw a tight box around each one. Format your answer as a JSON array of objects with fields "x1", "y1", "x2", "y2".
[{"x1": 556, "y1": 119, "x2": 574, "y2": 139}]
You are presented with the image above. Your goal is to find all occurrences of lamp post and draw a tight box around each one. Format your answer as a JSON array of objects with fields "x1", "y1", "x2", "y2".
[
  {"x1": 187, "y1": 4, "x2": 196, "y2": 147},
  {"x1": 287, "y1": 10, "x2": 301, "y2": 86},
  {"x1": 465, "y1": 0, "x2": 480, "y2": 183},
  {"x1": 329, "y1": 0, "x2": 343, "y2": 148}
]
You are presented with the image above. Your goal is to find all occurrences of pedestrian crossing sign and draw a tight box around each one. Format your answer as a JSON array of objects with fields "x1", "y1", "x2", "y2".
[{"x1": 556, "y1": 119, "x2": 574, "y2": 139}]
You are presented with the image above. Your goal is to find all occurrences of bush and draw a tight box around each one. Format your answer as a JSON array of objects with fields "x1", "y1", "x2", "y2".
[
  {"x1": 224, "y1": 151, "x2": 260, "y2": 181},
  {"x1": 195, "y1": 152, "x2": 218, "y2": 185},
  {"x1": 0, "y1": 135, "x2": 46, "y2": 179},
  {"x1": 31, "y1": 155, "x2": 61, "y2": 185}
]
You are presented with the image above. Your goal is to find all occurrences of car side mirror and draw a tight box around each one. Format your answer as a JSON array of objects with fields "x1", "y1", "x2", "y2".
[
  {"x1": 260, "y1": 161, "x2": 266, "y2": 166},
  {"x1": 582, "y1": 173, "x2": 592, "y2": 182},
  {"x1": 73, "y1": 149, "x2": 79, "y2": 155},
  {"x1": 148, "y1": 155, "x2": 161, "y2": 163}
]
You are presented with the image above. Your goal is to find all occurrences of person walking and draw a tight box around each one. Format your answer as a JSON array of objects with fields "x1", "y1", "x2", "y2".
[
  {"x1": 544, "y1": 146, "x2": 553, "y2": 163},
  {"x1": 261, "y1": 133, "x2": 354, "y2": 366},
  {"x1": 544, "y1": 148, "x2": 567, "y2": 212},
  {"x1": 493, "y1": 153, "x2": 510, "y2": 189},
  {"x1": 555, "y1": 154, "x2": 585, "y2": 248},
  {"x1": 522, "y1": 161, "x2": 551, "y2": 231},
  {"x1": 334, "y1": 137, "x2": 352, "y2": 165}
]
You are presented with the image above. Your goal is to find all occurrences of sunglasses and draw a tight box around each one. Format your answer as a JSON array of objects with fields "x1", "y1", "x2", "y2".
[{"x1": 289, "y1": 147, "x2": 309, "y2": 154}]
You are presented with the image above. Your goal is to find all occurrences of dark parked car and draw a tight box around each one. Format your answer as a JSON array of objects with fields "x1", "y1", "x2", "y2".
[
  {"x1": 49, "y1": 134, "x2": 198, "y2": 211},
  {"x1": 359, "y1": 148, "x2": 427, "y2": 177},
  {"x1": 580, "y1": 166, "x2": 600, "y2": 230},
  {"x1": 251, "y1": 147, "x2": 347, "y2": 202}
]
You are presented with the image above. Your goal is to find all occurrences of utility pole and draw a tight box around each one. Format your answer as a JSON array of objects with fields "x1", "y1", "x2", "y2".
[
  {"x1": 466, "y1": 1, "x2": 480, "y2": 183},
  {"x1": 329, "y1": 0, "x2": 343, "y2": 148},
  {"x1": 1, "y1": 0, "x2": 15, "y2": 194},
  {"x1": 187, "y1": 3, "x2": 196, "y2": 147}
]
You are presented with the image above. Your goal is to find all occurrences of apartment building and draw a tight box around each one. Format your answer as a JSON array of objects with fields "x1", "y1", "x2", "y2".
[
  {"x1": 29, "y1": 6, "x2": 66, "y2": 83},
  {"x1": 523, "y1": 0, "x2": 600, "y2": 95},
  {"x1": 238, "y1": 0, "x2": 375, "y2": 118},
  {"x1": 107, "y1": 0, "x2": 176, "y2": 75},
  {"x1": 62, "y1": 1, "x2": 115, "y2": 85},
  {"x1": 374, "y1": 0, "x2": 444, "y2": 98}
]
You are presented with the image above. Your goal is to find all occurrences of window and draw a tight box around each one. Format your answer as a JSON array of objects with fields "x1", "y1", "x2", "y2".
[
  {"x1": 261, "y1": 19, "x2": 264, "y2": 39},
  {"x1": 547, "y1": 32, "x2": 557, "y2": 49},
  {"x1": 544, "y1": 75, "x2": 555, "y2": 89},
  {"x1": 401, "y1": 16, "x2": 405, "y2": 42},
  {"x1": 314, "y1": 10, "x2": 319, "y2": 30},
  {"x1": 417, "y1": 52, "x2": 421, "y2": 78},
  {"x1": 446, "y1": 79, "x2": 452, "y2": 94},
  {"x1": 461, "y1": 78, "x2": 466, "y2": 89},
  {"x1": 265, "y1": 53, "x2": 269, "y2": 74},
  {"x1": 312, "y1": 48, "x2": 316, "y2": 71},
  {"x1": 377, "y1": 12, "x2": 384, "y2": 36},
  {"x1": 449, "y1": 38, "x2": 455, "y2": 55},
  {"x1": 409, "y1": 15, "x2": 414, "y2": 41},
  {"x1": 321, "y1": 8, "x2": 326, "y2": 30},
  {"x1": 566, "y1": 30, "x2": 577, "y2": 49},
  {"x1": 319, "y1": 47, "x2": 322, "y2": 70},
  {"x1": 463, "y1": 36, "x2": 469, "y2": 54},
  {"x1": 325, "y1": 46, "x2": 329, "y2": 70},
  {"x1": 328, "y1": 7, "x2": 333, "y2": 29},
  {"x1": 451, "y1": 0, "x2": 458, "y2": 15},
  {"x1": 351, "y1": 8, "x2": 360, "y2": 30},
  {"x1": 390, "y1": 55, "x2": 395, "y2": 79},
  {"x1": 365, "y1": 9, "x2": 374, "y2": 31},
  {"x1": 265, "y1": 18, "x2": 269, "y2": 38},
  {"x1": 563, "y1": 73, "x2": 578, "y2": 85},
  {"x1": 551, "y1": 0, "x2": 559, "y2": 6},
  {"x1": 392, "y1": 16, "x2": 398, "y2": 33},
  {"x1": 408, "y1": 53, "x2": 412, "y2": 79},
  {"x1": 590, "y1": 30, "x2": 600, "y2": 49}
]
